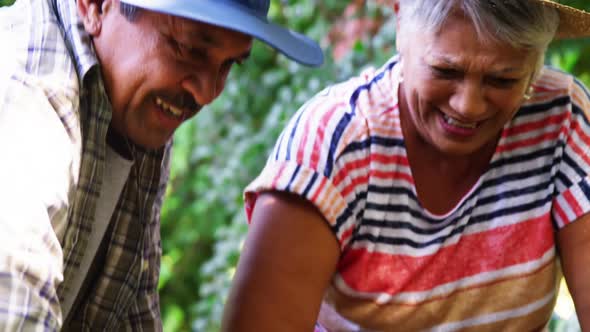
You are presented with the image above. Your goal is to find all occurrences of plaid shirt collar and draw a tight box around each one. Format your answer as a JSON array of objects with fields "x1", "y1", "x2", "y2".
[{"x1": 55, "y1": 0, "x2": 98, "y2": 90}]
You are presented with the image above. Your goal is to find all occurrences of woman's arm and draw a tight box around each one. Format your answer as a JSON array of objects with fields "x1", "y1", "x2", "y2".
[
  {"x1": 221, "y1": 191, "x2": 341, "y2": 332},
  {"x1": 557, "y1": 213, "x2": 590, "y2": 331}
]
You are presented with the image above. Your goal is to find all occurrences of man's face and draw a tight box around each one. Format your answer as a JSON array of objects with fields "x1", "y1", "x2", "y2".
[{"x1": 87, "y1": 1, "x2": 253, "y2": 149}]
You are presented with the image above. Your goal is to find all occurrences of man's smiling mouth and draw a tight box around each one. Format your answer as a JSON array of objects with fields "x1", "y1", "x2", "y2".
[{"x1": 156, "y1": 96, "x2": 184, "y2": 118}]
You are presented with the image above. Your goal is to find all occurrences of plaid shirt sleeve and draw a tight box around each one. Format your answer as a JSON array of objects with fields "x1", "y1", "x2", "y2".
[{"x1": 0, "y1": 71, "x2": 81, "y2": 330}]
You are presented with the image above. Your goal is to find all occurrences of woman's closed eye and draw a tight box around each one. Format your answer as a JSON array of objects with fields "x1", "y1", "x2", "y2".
[
  {"x1": 485, "y1": 76, "x2": 520, "y2": 88},
  {"x1": 431, "y1": 66, "x2": 520, "y2": 88},
  {"x1": 431, "y1": 66, "x2": 462, "y2": 79}
]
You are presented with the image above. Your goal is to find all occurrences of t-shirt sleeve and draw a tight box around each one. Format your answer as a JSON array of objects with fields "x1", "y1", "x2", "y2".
[
  {"x1": 552, "y1": 78, "x2": 590, "y2": 229},
  {"x1": 244, "y1": 90, "x2": 371, "y2": 250}
]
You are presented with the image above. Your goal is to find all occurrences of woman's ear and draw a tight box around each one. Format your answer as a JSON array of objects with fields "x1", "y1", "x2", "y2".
[{"x1": 77, "y1": 0, "x2": 111, "y2": 36}]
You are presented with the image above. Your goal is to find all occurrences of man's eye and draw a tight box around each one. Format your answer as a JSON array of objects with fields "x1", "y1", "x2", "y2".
[
  {"x1": 166, "y1": 36, "x2": 182, "y2": 54},
  {"x1": 178, "y1": 42, "x2": 191, "y2": 54},
  {"x1": 167, "y1": 37, "x2": 205, "y2": 59},
  {"x1": 229, "y1": 59, "x2": 246, "y2": 67},
  {"x1": 220, "y1": 59, "x2": 244, "y2": 75},
  {"x1": 171, "y1": 39, "x2": 190, "y2": 55}
]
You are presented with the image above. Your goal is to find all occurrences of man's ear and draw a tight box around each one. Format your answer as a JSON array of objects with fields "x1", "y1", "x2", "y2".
[{"x1": 77, "y1": 0, "x2": 113, "y2": 36}]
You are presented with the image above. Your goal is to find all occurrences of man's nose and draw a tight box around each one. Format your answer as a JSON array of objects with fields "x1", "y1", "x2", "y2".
[
  {"x1": 448, "y1": 81, "x2": 487, "y2": 119},
  {"x1": 181, "y1": 69, "x2": 223, "y2": 107}
]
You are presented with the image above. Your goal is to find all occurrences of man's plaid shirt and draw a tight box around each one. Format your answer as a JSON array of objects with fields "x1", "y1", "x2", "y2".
[{"x1": 0, "y1": 0, "x2": 170, "y2": 330}]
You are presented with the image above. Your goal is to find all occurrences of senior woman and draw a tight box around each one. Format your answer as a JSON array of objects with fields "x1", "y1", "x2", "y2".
[{"x1": 222, "y1": 0, "x2": 590, "y2": 331}]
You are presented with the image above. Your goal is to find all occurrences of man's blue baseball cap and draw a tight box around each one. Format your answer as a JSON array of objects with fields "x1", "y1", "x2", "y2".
[{"x1": 119, "y1": 0, "x2": 324, "y2": 67}]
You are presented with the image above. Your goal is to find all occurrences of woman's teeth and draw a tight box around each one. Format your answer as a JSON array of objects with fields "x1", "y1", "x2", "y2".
[
  {"x1": 156, "y1": 97, "x2": 183, "y2": 118},
  {"x1": 443, "y1": 114, "x2": 478, "y2": 129}
]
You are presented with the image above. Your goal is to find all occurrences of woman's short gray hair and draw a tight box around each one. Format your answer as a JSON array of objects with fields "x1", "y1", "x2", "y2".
[{"x1": 397, "y1": 0, "x2": 560, "y2": 77}]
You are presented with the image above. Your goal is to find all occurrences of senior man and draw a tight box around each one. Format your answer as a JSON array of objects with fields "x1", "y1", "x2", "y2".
[{"x1": 0, "y1": 0, "x2": 323, "y2": 330}]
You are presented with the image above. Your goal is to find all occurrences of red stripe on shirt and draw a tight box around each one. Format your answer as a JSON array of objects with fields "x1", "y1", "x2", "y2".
[
  {"x1": 531, "y1": 84, "x2": 564, "y2": 93},
  {"x1": 553, "y1": 199, "x2": 569, "y2": 228},
  {"x1": 271, "y1": 164, "x2": 287, "y2": 188},
  {"x1": 370, "y1": 170, "x2": 414, "y2": 184},
  {"x1": 563, "y1": 190, "x2": 583, "y2": 217},
  {"x1": 333, "y1": 153, "x2": 409, "y2": 189},
  {"x1": 333, "y1": 157, "x2": 370, "y2": 188},
  {"x1": 309, "y1": 103, "x2": 345, "y2": 170},
  {"x1": 340, "y1": 225, "x2": 355, "y2": 247},
  {"x1": 297, "y1": 109, "x2": 313, "y2": 164},
  {"x1": 337, "y1": 214, "x2": 553, "y2": 294},
  {"x1": 503, "y1": 113, "x2": 568, "y2": 138},
  {"x1": 371, "y1": 153, "x2": 410, "y2": 167},
  {"x1": 497, "y1": 130, "x2": 561, "y2": 153},
  {"x1": 569, "y1": 119, "x2": 590, "y2": 167},
  {"x1": 569, "y1": 139, "x2": 590, "y2": 169},
  {"x1": 341, "y1": 175, "x2": 370, "y2": 198},
  {"x1": 311, "y1": 177, "x2": 328, "y2": 203}
]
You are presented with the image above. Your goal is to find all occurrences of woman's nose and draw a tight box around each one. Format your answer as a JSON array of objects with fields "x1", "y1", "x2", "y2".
[{"x1": 448, "y1": 81, "x2": 487, "y2": 119}]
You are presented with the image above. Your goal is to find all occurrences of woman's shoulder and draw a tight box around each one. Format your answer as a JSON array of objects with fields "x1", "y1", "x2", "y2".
[
  {"x1": 304, "y1": 56, "x2": 402, "y2": 123},
  {"x1": 535, "y1": 66, "x2": 589, "y2": 99},
  {"x1": 529, "y1": 66, "x2": 590, "y2": 119}
]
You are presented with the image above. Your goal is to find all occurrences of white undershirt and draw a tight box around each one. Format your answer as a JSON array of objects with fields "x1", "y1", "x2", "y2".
[{"x1": 60, "y1": 145, "x2": 133, "y2": 319}]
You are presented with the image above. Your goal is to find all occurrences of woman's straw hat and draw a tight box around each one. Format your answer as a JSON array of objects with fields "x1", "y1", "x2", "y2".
[
  {"x1": 390, "y1": 0, "x2": 590, "y2": 39},
  {"x1": 536, "y1": 0, "x2": 590, "y2": 38}
]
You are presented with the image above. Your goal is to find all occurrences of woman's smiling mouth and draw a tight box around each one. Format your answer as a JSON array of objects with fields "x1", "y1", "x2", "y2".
[
  {"x1": 438, "y1": 111, "x2": 481, "y2": 137},
  {"x1": 441, "y1": 113, "x2": 479, "y2": 129}
]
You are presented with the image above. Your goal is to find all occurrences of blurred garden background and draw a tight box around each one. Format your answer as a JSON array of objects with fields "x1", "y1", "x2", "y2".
[{"x1": 1, "y1": 0, "x2": 588, "y2": 331}]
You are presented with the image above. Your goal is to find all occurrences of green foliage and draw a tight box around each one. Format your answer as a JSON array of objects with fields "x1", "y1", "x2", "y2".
[{"x1": 546, "y1": 1, "x2": 590, "y2": 86}]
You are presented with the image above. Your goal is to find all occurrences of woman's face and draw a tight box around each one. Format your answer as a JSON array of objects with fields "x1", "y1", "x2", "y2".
[{"x1": 397, "y1": 13, "x2": 538, "y2": 156}]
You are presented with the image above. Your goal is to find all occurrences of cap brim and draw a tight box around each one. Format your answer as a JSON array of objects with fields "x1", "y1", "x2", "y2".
[{"x1": 120, "y1": 0, "x2": 324, "y2": 66}]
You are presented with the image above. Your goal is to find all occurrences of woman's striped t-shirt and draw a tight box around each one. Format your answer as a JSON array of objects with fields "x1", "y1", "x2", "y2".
[{"x1": 245, "y1": 56, "x2": 590, "y2": 331}]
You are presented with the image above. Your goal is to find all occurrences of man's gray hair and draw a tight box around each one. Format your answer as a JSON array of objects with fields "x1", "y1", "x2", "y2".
[{"x1": 397, "y1": 0, "x2": 560, "y2": 77}]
